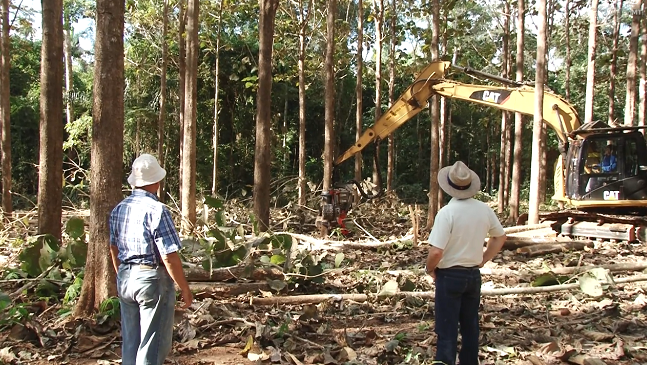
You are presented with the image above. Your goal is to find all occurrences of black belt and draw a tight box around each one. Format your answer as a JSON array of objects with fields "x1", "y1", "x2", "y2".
[{"x1": 440, "y1": 266, "x2": 479, "y2": 270}]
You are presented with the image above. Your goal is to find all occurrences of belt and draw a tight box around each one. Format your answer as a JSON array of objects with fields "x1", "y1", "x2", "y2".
[
  {"x1": 440, "y1": 266, "x2": 479, "y2": 270},
  {"x1": 122, "y1": 263, "x2": 161, "y2": 270}
]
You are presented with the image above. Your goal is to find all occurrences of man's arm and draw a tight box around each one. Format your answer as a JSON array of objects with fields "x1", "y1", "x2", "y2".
[
  {"x1": 161, "y1": 252, "x2": 193, "y2": 309},
  {"x1": 109, "y1": 245, "x2": 120, "y2": 273},
  {"x1": 425, "y1": 246, "x2": 444, "y2": 278},
  {"x1": 480, "y1": 234, "x2": 506, "y2": 267}
]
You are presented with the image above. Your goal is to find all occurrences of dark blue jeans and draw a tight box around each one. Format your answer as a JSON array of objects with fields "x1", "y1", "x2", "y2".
[{"x1": 434, "y1": 267, "x2": 481, "y2": 365}]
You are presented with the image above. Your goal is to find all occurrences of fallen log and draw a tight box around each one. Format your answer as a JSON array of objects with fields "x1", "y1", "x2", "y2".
[
  {"x1": 274, "y1": 231, "x2": 415, "y2": 250},
  {"x1": 190, "y1": 282, "x2": 271, "y2": 298},
  {"x1": 248, "y1": 274, "x2": 647, "y2": 305},
  {"x1": 500, "y1": 236, "x2": 572, "y2": 251},
  {"x1": 503, "y1": 221, "x2": 556, "y2": 234},
  {"x1": 184, "y1": 265, "x2": 284, "y2": 282},
  {"x1": 508, "y1": 227, "x2": 557, "y2": 238},
  {"x1": 517, "y1": 240, "x2": 594, "y2": 257}
]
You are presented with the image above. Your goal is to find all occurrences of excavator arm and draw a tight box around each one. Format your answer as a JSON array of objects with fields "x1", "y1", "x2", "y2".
[{"x1": 334, "y1": 61, "x2": 581, "y2": 166}]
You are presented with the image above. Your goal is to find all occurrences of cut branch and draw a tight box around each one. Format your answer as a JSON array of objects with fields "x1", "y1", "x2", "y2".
[
  {"x1": 184, "y1": 265, "x2": 283, "y2": 282},
  {"x1": 516, "y1": 240, "x2": 594, "y2": 256}
]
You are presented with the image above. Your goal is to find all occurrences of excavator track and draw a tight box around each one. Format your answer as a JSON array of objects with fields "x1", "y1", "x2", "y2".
[{"x1": 533, "y1": 210, "x2": 647, "y2": 243}]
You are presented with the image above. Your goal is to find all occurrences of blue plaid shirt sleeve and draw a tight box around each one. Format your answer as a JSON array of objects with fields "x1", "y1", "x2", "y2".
[{"x1": 154, "y1": 207, "x2": 182, "y2": 255}]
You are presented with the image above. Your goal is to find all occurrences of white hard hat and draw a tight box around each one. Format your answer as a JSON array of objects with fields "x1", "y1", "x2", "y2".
[{"x1": 127, "y1": 154, "x2": 166, "y2": 187}]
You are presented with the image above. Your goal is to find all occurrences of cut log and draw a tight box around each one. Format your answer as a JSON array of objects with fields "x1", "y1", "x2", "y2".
[
  {"x1": 504, "y1": 221, "x2": 556, "y2": 234},
  {"x1": 516, "y1": 240, "x2": 594, "y2": 256},
  {"x1": 500, "y1": 237, "x2": 572, "y2": 251},
  {"x1": 273, "y1": 231, "x2": 414, "y2": 250},
  {"x1": 508, "y1": 227, "x2": 557, "y2": 238},
  {"x1": 190, "y1": 282, "x2": 271, "y2": 298},
  {"x1": 247, "y1": 274, "x2": 647, "y2": 305},
  {"x1": 184, "y1": 265, "x2": 284, "y2": 282}
]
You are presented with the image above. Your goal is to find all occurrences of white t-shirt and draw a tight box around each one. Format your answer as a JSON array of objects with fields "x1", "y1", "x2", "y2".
[{"x1": 428, "y1": 198, "x2": 505, "y2": 268}]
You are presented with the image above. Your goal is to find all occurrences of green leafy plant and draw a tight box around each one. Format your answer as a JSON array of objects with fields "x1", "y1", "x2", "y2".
[{"x1": 97, "y1": 297, "x2": 120, "y2": 323}]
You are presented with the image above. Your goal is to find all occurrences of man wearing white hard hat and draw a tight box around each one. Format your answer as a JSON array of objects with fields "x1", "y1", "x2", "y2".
[
  {"x1": 425, "y1": 161, "x2": 506, "y2": 365},
  {"x1": 109, "y1": 154, "x2": 193, "y2": 365}
]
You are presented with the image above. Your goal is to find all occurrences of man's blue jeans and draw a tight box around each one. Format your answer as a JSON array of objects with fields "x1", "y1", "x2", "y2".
[
  {"x1": 117, "y1": 264, "x2": 176, "y2": 365},
  {"x1": 434, "y1": 267, "x2": 481, "y2": 365}
]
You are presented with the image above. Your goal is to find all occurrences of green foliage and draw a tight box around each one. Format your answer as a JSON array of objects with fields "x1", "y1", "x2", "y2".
[
  {"x1": 63, "y1": 274, "x2": 84, "y2": 305},
  {"x1": 97, "y1": 297, "x2": 120, "y2": 323},
  {"x1": 198, "y1": 197, "x2": 248, "y2": 270},
  {"x1": 18, "y1": 235, "x2": 60, "y2": 277}
]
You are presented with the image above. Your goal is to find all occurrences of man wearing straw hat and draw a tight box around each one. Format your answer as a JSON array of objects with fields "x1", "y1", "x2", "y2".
[
  {"x1": 109, "y1": 153, "x2": 193, "y2": 365},
  {"x1": 426, "y1": 161, "x2": 506, "y2": 365}
]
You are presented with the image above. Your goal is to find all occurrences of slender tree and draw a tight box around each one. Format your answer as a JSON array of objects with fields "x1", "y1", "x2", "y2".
[
  {"x1": 75, "y1": 0, "x2": 124, "y2": 315},
  {"x1": 609, "y1": 0, "x2": 623, "y2": 125},
  {"x1": 509, "y1": 0, "x2": 524, "y2": 223},
  {"x1": 178, "y1": 0, "x2": 186, "y2": 202},
  {"x1": 372, "y1": 0, "x2": 383, "y2": 185},
  {"x1": 497, "y1": 0, "x2": 510, "y2": 215},
  {"x1": 181, "y1": 0, "x2": 199, "y2": 233},
  {"x1": 253, "y1": 0, "x2": 280, "y2": 230},
  {"x1": 354, "y1": 0, "x2": 363, "y2": 192},
  {"x1": 386, "y1": 0, "x2": 396, "y2": 191},
  {"x1": 564, "y1": 0, "x2": 571, "y2": 101},
  {"x1": 583, "y1": 0, "x2": 598, "y2": 125},
  {"x1": 425, "y1": 0, "x2": 440, "y2": 229},
  {"x1": 639, "y1": 0, "x2": 647, "y2": 128},
  {"x1": 0, "y1": 0, "x2": 11, "y2": 217},
  {"x1": 158, "y1": 0, "x2": 169, "y2": 201},
  {"x1": 212, "y1": 0, "x2": 223, "y2": 197},
  {"x1": 297, "y1": 0, "x2": 313, "y2": 206},
  {"x1": 529, "y1": 0, "x2": 547, "y2": 225},
  {"x1": 322, "y1": 0, "x2": 335, "y2": 192},
  {"x1": 38, "y1": 0, "x2": 64, "y2": 241},
  {"x1": 626, "y1": 0, "x2": 641, "y2": 126},
  {"x1": 63, "y1": 6, "x2": 74, "y2": 126}
]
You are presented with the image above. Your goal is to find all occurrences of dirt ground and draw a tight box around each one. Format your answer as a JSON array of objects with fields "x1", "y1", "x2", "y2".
[{"x1": 2, "y1": 203, "x2": 647, "y2": 365}]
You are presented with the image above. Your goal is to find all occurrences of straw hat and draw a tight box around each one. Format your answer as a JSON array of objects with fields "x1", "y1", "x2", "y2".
[
  {"x1": 437, "y1": 161, "x2": 481, "y2": 199},
  {"x1": 127, "y1": 154, "x2": 166, "y2": 187}
]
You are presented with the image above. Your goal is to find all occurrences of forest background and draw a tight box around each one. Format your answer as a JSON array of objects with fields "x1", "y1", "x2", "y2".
[{"x1": 0, "y1": 0, "x2": 646, "y2": 313}]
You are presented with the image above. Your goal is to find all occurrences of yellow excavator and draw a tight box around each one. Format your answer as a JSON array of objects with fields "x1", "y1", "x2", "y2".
[{"x1": 317, "y1": 61, "x2": 647, "y2": 242}]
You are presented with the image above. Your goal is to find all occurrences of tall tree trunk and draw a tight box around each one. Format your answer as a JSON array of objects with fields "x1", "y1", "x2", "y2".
[
  {"x1": 509, "y1": 0, "x2": 524, "y2": 223},
  {"x1": 158, "y1": 0, "x2": 169, "y2": 202},
  {"x1": 0, "y1": 0, "x2": 11, "y2": 217},
  {"x1": 497, "y1": 0, "x2": 510, "y2": 215},
  {"x1": 386, "y1": 0, "x2": 395, "y2": 192},
  {"x1": 212, "y1": 0, "x2": 223, "y2": 198},
  {"x1": 609, "y1": 0, "x2": 623, "y2": 125},
  {"x1": 372, "y1": 0, "x2": 383, "y2": 185},
  {"x1": 639, "y1": 0, "x2": 647, "y2": 129},
  {"x1": 178, "y1": 0, "x2": 186, "y2": 203},
  {"x1": 425, "y1": 0, "x2": 440, "y2": 230},
  {"x1": 297, "y1": 0, "x2": 312, "y2": 206},
  {"x1": 63, "y1": 12, "x2": 74, "y2": 126},
  {"x1": 253, "y1": 0, "x2": 279, "y2": 231},
  {"x1": 38, "y1": 0, "x2": 64, "y2": 241},
  {"x1": 181, "y1": 0, "x2": 199, "y2": 233},
  {"x1": 564, "y1": 0, "x2": 571, "y2": 101},
  {"x1": 75, "y1": 0, "x2": 124, "y2": 316},
  {"x1": 354, "y1": 0, "x2": 363, "y2": 192},
  {"x1": 529, "y1": 0, "x2": 547, "y2": 225},
  {"x1": 584, "y1": 0, "x2": 598, "y2": 125},
  {"x1": 626, "y1": 0, "x2": 640, "y2": 126},
  {"x1": 322, "y1": 0, "x2": 335, "y2": 192}
]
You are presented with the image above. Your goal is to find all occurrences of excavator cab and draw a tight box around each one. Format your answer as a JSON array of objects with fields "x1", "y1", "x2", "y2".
[{"x1": 565, "y1": 128, "x2": 647, "y2": 209}]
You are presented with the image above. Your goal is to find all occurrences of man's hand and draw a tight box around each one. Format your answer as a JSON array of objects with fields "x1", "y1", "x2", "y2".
[{"x1": 179, "y1": 287, "x2": 193, "y2": 309}]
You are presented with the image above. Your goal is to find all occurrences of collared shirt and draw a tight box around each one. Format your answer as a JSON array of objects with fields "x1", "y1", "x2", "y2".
[
  {"x1": 109, "y1": 189, "x2": 182, "y2": 266},
  {"x1": 428, "y1": 198, "x2": 505, "y2": 268}
]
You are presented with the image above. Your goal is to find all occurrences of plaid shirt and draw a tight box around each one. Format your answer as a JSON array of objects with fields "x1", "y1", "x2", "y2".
[{"x1": 109, "y1": 189, "x2": 182, "y2": 266}]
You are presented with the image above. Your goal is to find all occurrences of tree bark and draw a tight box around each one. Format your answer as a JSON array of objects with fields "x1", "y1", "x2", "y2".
[
  {"x1": 584, "y1": 0, "x2": 598, "y2": 125},
  {"x1": 253, "y1": 0, "x2": 279, "y2": 231},
  {"x1": 0, "y1": 0, "x2": 11, "y2": 217},
  {"x1": 564, "y1": 0, "x2": 571, "y2": 101},
  {"x1": 297, "y1": 0, "x2": 312, "y2": 206},
  {"x1": 497, "y1": 1, "x2": 510, "y2": 215},
  {"x1": 386, "y1": 0, "x2": 395, "y2": 192},
  {"x1": 322, "y1": 0, "x2": 335, "y2": 192},
  {"x1": 38, "y1": 0, "x2": 64, "y2": 241},
  {"x1": 63, "y1": 11, "x2": 74, "y2": 126},
  {"x1": 508, "y1": 0, "x2": 524, "y2": 223},
  {"x1": 181, "y1": 0, "x2": 199, "y2": 233},
  {"x1": 211, "y1": 0, "x2": 223, "y2": 198},
  {"x1": 372, "y1": 0, "x2": 383, "y2": 186},
  {"x1": 529, "y1": 0, "x2": 547, "y2": 225},
  {"x1": 158, "y1": 0, "x2": 169, "y2": 202},
  {"x1": 626, "y1": 0, "x2": 641, "y2": 126},
  {"x1": 425, "y1": 0, "x2": 440, "y2": 229},
  {"x1": 639, "y1": 0, "x2": 647, "y2": 129},
  {"x1": 609, "y1": 0, "x2": 623, "y2": 125},
  {"x1": 75, "y1": 0, "x2": 124, "y2": 316},
  {"x1": 178, "y1": 0, "x2": 186, "y2": 203},
  {"x1": 353, "y1": 0, "x2": 363, "y2": 197}
]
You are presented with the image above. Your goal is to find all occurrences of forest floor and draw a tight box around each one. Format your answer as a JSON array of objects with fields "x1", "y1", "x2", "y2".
[{"x1": 0, "y1": 195, "x2": 647, "y2": 365}]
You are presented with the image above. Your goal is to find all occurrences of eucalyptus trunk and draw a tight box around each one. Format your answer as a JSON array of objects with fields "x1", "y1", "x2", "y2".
[
  {"x1": 63, "y1": 12, "x2": 74, "y2": 125},
  {"x1": 38, "y1": 0, "x2": 64, "y2": 241},
  {"x1": 497, "y1": 0, "x2": 510, "y2": 215},
  {"x1": 253, "y1": 0, "x2": 279, "y2": 231},
  {"x1": 178, "y1": 0, "x2": 186, "y2": 202},
  {"x1": 181, "y1": 0, "x2": 199, "y2": 233},
  {"x1": 354, "y1": 0, "x2": 363, "y2": 190},
  {"x1": 639, "y1": 0, "x2": 646, "y2": 129},
  {"x1": 158, "y1": 0, "x2": 169, "y2": 202},
  {"x1": 322, "y1": 0, "x2": 336, "y2": 192},
  {"x1": 529, "y1": 0, "x2": 547, "y2": 225},
  {"x1": 509, "y1": 0, "x2": 524, "y2": 223},
  {"x1": 564, "y1": 0, "x2": 571, "y2": 101},
  {"x1": 386, "y1": 0, "x2": 396, "y2": 192},
  {"x1": 372, "y1": 0, "x2": 383, "y2": 186},
  {"x1": 626, "y1": 0, "x2": 641, "y2": 126},
  {"x1": 609, "y1": 0, "x2": 623, "y2": 125},
  {"x1": 425, "y1": 0, "x2": 440, "y2": 229},
  {"x1": 75, "y1": 0, "x2": 124, "y2": 316},
  {"x1": 0, "y1": 0, "x2": 11, "y2": 217},
  {"x1": 212, "y1": 0, "x2": 223, "y2": 198},
  {"x1": 297, "y1": 0, "x2": 312, "y2": 206}
]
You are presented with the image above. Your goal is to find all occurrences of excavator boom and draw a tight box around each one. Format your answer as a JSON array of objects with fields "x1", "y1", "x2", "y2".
[{"x1": 334, "y1": 61, "x2": 580, "y2": 166}]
